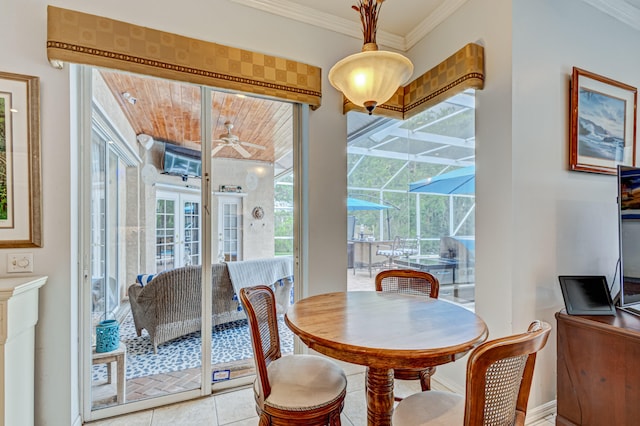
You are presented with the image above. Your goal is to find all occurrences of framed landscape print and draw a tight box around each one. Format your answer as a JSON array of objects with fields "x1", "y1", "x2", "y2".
[
  {"x1": 570, "y1": 67, "x2": 637, "y2": 175},
  {"x1": 0, "y1": 72, "x2": 42, "y2": 247}
]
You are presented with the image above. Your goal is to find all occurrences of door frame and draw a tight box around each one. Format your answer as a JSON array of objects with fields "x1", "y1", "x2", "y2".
[{"x1": 78, "y1": 66, "x2": 309, "y2": 421}]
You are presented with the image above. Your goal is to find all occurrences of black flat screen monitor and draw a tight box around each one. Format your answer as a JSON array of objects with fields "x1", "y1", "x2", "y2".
[
  {"x1": 617, "y1": 165, "x2": 640, "y2": 308},
  {"x1": 558, "y1": 275, "x2": 616, "y2": 315},
  {"x1": 163, "y1": 143, "x2": 202, "y2": 178}
]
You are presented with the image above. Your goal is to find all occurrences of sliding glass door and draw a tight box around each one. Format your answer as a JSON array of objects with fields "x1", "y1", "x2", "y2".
[
  {"x1": 82, "y1": 66, "x2": 300, "y2": 420},
  {"x1": 208, "y1": 89, "x2": 296, "y2": 388}
]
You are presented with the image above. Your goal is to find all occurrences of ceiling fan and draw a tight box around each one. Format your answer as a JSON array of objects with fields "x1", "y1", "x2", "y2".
[{"x1": 211, "y1": 120, "x2": 266, "y2": 158}]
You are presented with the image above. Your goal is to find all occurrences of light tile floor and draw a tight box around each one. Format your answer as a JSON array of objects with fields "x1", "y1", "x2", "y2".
[{"x1": 85, "y1": 360, "x2": 555, "y2": 425}]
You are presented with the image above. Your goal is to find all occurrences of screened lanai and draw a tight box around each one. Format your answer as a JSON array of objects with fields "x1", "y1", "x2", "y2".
[{"x1": 346, "y1": 90, "x2": 476, "y2": 306}]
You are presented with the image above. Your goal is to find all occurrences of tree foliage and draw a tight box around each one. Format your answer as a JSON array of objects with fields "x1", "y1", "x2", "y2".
[{"x1": 274, "y1": 180, "x2": 294, "y2": 255}]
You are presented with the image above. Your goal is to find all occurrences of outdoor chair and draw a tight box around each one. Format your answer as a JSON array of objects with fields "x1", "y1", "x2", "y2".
[
  {"x1": 375, "y1": 269, "x2": 440, "y2": 398},
  {"x1": 392, "y1": 320, "x2": 552, "y2": 426},
  {"x1": 376, "y1": 236, "x2": 406, "y2": 267},
  {"x1": 239, "y1": 285, "x2": 347, "y2": 425}
]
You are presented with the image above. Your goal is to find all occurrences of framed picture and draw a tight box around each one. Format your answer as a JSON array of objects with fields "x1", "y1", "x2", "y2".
[
  {"x1": 570, "y1": 67, "x2": 637, "y2": 175},
  {"x1": 0, "y1": 72, "x2": 42, "y2": 247}
]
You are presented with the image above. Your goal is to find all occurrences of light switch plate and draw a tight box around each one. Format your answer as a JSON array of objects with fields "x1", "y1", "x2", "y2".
[{"x1": 7, "y1": 253, "x2": 34, "y2": 273}]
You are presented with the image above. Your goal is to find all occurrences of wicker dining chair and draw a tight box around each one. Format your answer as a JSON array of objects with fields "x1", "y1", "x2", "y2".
[
  {"x1": 375, "y1": 269, "x2": 440, "y2": 397},
  {"x1": 392, "y1": 320, "x2": 552, "y2": 426},
  {"x1": 239, "y1": 285, "x2": 347, "y2": 426}
]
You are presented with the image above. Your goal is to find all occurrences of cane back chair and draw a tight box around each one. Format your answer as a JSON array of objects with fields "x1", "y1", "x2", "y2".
[
  {"x1": 392, "y1": 320, "x2": 552, "y2": 426},
  {"x1": 375, "y1": 269, "x2": 440, "y2": 397},
  {"x1": 239, "y1": 285, "x2": 347, "y2": 425}
]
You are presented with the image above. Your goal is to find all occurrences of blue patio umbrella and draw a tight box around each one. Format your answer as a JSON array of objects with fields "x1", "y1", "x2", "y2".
[
  {"x1": 347, "y1": 197, "x2": 392, "y2": 211},
  {"x1": 409, "y1": 165, "x2": 475, "y2": 195}
]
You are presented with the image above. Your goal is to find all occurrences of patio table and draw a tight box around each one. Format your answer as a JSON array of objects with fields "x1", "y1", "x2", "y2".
[{"x1": 351, "y1": 240, "x2": 393, "y2": 277}]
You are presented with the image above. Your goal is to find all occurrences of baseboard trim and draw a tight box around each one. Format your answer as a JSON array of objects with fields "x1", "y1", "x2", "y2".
[
  {"x1": 72, "y1": 414, "x2": 82, "y2": 426},
  {"x1": 526, "y1": 399, "x2": 557, "y2": 425},
  {"x1": 431, "y1": 375, "x2": 464, "y2": 394}
]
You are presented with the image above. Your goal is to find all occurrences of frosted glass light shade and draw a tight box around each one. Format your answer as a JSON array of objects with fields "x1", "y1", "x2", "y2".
[{"x1": 329, "y1": 49, "x2": 413, "y2": 113}]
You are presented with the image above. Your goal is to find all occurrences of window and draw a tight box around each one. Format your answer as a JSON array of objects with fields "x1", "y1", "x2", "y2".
[
  {"x1": 90, "y1": 116, "x2": 139, "y2": 322},
  {"x1": 156, "y1": 191, "x2": 201, "y2": 271},
  {"x1": 274, "y1": 175, "x2": 294, "y2": 255},
  {"x1": 347, "y1": 90, "x2": 476, "y2": 308},
  {"x1": 155, "y1": 198, "x2": 176, "y2": 271},
  {"x1": 217, "y1": 195, "x2": 243, "y2": 262}
]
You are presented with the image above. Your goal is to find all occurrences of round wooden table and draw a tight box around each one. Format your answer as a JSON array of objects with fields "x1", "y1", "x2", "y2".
[{"x1": 285, "y1": 291, "x2": 488, "y2": 426}]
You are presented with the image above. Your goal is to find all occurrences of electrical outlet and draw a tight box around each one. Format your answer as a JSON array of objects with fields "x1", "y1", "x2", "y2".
[{"x1": 7, "y1": 253, "x2": 34, "y2": 273}]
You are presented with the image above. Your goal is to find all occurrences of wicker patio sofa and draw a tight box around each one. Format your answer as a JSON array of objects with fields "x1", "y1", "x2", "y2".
[{"x1": 128, "y1": 259, "x2": 293, "y2": 353}]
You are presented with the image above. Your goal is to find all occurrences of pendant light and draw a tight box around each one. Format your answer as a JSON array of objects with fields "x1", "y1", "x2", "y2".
[{"x1": 328, "y1": 0, "x2": 413, "y2": 114}]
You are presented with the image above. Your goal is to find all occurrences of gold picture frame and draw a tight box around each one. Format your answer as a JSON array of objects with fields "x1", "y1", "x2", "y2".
[
  {"x1": 570, "y1": 67, "x2": 637, "y2": 175},
  {"x1": 0, "y1": 71, "x2": 42, "y2": 247}
]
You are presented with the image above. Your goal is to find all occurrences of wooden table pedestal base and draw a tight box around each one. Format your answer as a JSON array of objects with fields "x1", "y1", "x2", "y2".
[{"x1": 366, "y1": 367, "x2": 394, "y2": 426}]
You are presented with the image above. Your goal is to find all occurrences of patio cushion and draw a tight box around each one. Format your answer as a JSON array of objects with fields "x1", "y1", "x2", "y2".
[{"x1": 136, "y1": 274, "x2": 155, "y2": 286}]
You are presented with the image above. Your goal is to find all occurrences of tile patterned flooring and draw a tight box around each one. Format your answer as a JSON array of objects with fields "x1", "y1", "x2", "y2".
[
  {"x1": 93, "y1": 362, "x2": 256, "y2": 408},
  {"x1": 86, "y1": 359, "x2": 556, "y2": 425},
  {"x1": 88, "y1": 270, "x2": 556, "y2": 425}
]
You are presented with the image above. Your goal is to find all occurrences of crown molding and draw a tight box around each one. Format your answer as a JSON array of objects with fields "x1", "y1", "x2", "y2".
[
  {"x1": 405, "y1": 0, "x2": 469, "y2": 50},
  {"x1": 231, "y1": 0, "x2": 467, "y2": 52},
  {"x1": 231, "y1": 0, "x2": 405, "y2": 50},
  {"x1": 580, "y1": 0, "x2": 640, "y2": 31}
]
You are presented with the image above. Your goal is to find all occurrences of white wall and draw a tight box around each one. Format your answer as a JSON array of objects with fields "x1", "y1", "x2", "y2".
[
  {"x1": 406, "y1": 0, "x2": 515, "y2": 393},
  {"x1": 511, "y1": 0, "x2": 640, "y2": 406},
  {"x1": 211, "y1": 158, "x2": 275, "y2": 259},
  {"x1": 3, "y1": 0, "x2": 352, "y2": 423},
  {"x1": 4, "y1": 1, "x2": 75, "y2": 423},
  {"x1": 406, "y1": 0, "x2": 640, "y2": 410}
]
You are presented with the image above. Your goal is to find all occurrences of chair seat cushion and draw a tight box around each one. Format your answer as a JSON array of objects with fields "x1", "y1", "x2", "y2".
[
  {"x1": 257, "y1": 354, "x2": 347, "y2": 411},
  {"x1": 392, "y1": 390, "x2": 464, "y2": 426}
]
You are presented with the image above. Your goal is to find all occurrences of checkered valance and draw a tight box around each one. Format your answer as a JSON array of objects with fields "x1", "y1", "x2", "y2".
[
  {"x1": 46, "y1": 6, "x2": 322, "y2": 109},
  {"x1": 343, "y1": 43, "x2": 485, "y2": 119}
]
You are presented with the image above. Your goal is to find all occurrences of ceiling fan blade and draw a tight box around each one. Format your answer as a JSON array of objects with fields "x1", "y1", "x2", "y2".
[
  {"x1": 211, "y1": 144, "x2": 226, "y2": 157},
  {"x1": 240, "y1": 141, "x2": 267, "y2": 150},
  {"x1": 233, "y1": 144, "x2": 251, "y2": 158}
]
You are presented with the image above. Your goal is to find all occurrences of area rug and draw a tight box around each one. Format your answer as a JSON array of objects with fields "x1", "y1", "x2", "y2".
[{"x1": 92, "y1": 312, "x2": 294, "y2": 381}]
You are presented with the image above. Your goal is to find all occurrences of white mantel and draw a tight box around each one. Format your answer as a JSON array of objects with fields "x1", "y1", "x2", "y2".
[{"x1": 0, "y1": 275, "x2": 47, "y2": 426}]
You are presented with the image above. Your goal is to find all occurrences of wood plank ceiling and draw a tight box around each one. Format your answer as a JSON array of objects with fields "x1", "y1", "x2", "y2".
[{"x1": 99, "y1": 70, "x2": 293, "y2": 164}]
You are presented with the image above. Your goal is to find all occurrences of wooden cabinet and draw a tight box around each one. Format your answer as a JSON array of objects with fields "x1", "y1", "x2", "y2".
[
  {"x1": 0, "y1": 275, "x2": 47, "y2": 426},
  {"x1": 556, "y1": 309, "x2": 640, "y2": 425}
]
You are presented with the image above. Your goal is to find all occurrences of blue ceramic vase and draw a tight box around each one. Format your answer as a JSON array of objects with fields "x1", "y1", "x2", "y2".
[{"x1": 96, "y1": 319, "x2": 120, "y2": 353}]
